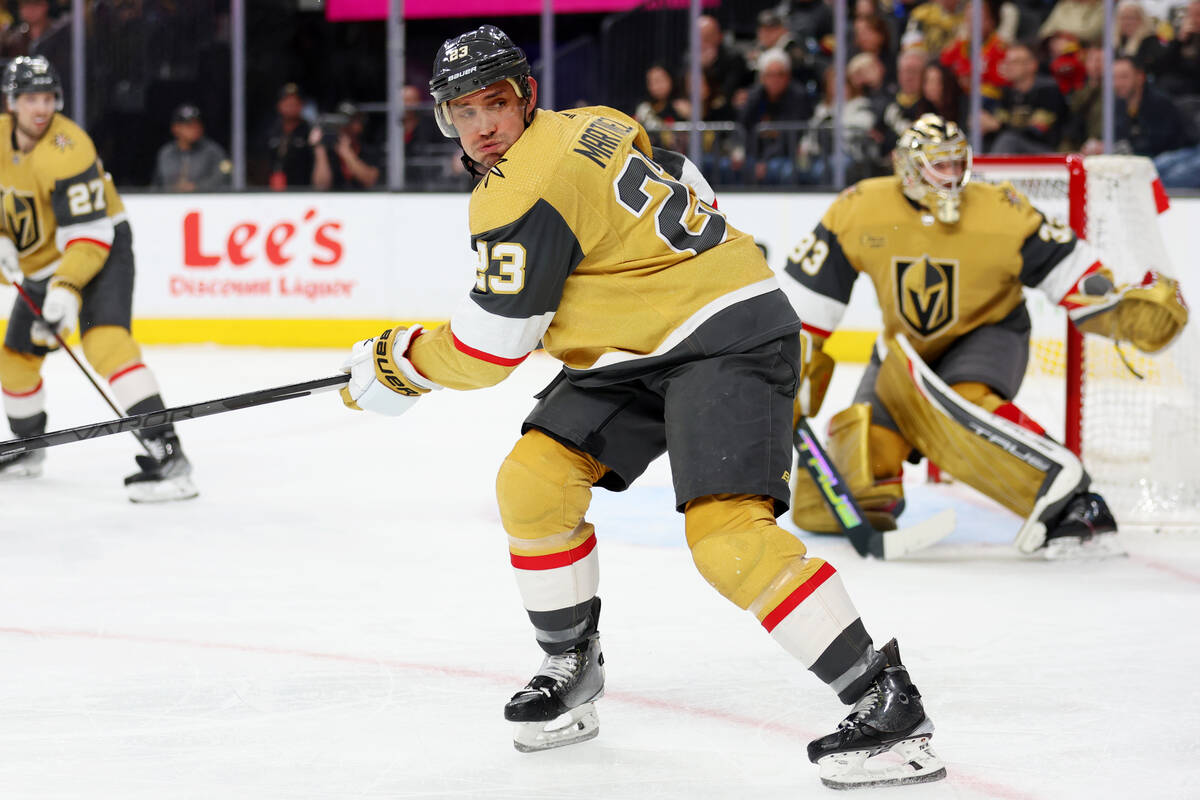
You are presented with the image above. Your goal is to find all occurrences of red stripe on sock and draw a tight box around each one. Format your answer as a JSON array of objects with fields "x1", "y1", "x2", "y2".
[
  {"x1": 108, "y1": 363, "x2": 146, "y2": 383},
  {"x1": 761, "y1": 561, "x2": 836, "y2": 633},
  {"x1": 3, "y1": 379, "x2": 43, "y2": 398},
  {"x1": 510, "y1": 532, "x2": 597, "y2": 571}
]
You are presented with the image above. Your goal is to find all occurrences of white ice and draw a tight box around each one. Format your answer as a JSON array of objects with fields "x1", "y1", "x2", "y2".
[{"x1": 1, "y1": 345, "x2": 1198, "y2": 800}]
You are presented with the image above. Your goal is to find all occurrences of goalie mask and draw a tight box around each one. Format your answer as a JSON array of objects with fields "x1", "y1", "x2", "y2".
[
  {"x1": 429, "y1": 25, "x2": 533, "y2": 139},
  {"x1": 894, "y1": 114, "x2": 972, "y2": 224}
]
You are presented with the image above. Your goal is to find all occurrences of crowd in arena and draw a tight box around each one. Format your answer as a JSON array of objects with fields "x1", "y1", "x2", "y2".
[{"x1": 628, "y1": 0, "x2": 1200, "y2": 188}]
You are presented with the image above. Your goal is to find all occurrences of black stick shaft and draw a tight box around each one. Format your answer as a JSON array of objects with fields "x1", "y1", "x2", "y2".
[
  {"x1": 0, "y1": 374, "x2": 350, "y2": 457},
  {"x1": 793, "y1": 417, "x2": 883, "y2": 559}
]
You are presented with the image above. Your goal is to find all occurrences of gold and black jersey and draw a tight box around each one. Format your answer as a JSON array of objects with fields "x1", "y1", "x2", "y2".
[
  {"x1": 781, "y1": 176, "x2": 1100, "y2": 363},
  {"x1": 0, "y1": 113, "x2": 121, "y2": 290},
  {"x1": 410, "y1": 105, "x2": 799, "y2": 390}
]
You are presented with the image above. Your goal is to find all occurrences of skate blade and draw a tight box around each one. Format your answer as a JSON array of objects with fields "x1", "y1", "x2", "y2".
[
  {"x1": 817, "y1": 725, "x2": 947, "y2": 790},
  {"x1": 127, "y1": 475, "x2": 199, "y2": 504},
  {"x1": 512, "y1": 702, "x2": 599, "y2": 753},
  {"x1": 1043, "y1": 531, "x2": 1125, "y2": 561}
]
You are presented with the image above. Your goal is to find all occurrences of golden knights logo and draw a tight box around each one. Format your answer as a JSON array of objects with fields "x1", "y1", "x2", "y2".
[
  {"x1": 894, "y1": 255, "x2": 957, "y2": 338},
  {"x1": 1, "y1": 187, "x2": 41, "y2": 253}
]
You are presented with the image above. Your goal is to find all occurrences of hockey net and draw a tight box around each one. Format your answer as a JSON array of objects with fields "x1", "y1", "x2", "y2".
[{"x1": 969, "y1": 154, "x2": 1199, "y2": 531}]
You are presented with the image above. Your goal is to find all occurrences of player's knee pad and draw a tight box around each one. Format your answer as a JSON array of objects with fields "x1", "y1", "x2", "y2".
[
  {"x1": 0, "y1": 346, "x2": 44, "y2": 393},
  {"x1": 81, "y1": 325, "x2": 141, "y2": 378},
  {"x1": 685, "y1": 494, "x2": 809, "y2": 610},
  {"x1": 791, "y1": 404, "x2": 907, "y2": 533},
  {"x1": 496, "y1": 429, "x2": 608, "y2": 544}
]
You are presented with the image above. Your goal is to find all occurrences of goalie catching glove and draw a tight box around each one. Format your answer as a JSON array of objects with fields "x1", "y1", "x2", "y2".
[
  {"x1": 340, "y1": 324, "x2": 439, "y2": 416},
  {"x1": 1067, "y1": 270, "x2": 1189, "y2": 353}
]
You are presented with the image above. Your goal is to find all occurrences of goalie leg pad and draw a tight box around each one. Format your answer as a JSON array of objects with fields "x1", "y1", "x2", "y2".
[
  {"x1": 878, "y1": 335, "x2": 1087, "y2": 552},
  {"x1": 791, "y1": 404, "x2": 908, "y2": 533}
]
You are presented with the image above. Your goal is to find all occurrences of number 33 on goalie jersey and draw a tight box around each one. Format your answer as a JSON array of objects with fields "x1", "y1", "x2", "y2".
[
  {"x1": 0, "y1": 113, "x2": 122, "y2": 285},
  {"x1": 408, "y1": 106, "x2": 800, "y2": 390},
  {"x1": 780, "y1": 176, "x2": 1101, "y2": 365}
]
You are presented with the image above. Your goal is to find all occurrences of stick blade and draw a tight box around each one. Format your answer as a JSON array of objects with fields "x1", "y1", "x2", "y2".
[{"x1": 879, "y1": 509, "x2": 957, "y2": 560}]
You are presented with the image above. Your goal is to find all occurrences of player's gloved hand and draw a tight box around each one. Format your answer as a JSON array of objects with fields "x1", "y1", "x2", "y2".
[
  {"x1": 339, "y1": 324, "x2": 438, "y2": 416},
  {"x1": 0, "y1": 236, "x2": 20, "y2": 285},
  {"x1": 30, "y1": 281, "x2": 81, "y2": 348},
  {"x1": 793, "y1": 330, "x2": 835, "y2": 426},
  {"x1": 1069, "y1": 270, "x2": 1189, "y2": 353}
]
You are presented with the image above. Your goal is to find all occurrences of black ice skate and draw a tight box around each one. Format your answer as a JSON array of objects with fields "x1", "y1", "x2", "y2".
[
  {"x1": 0, "y1": 448, "x2": 44, "y2": 479},
  {"x1": 124, "y1": 433, "x2": 198, "y2": 503},
  {"x1": 1042, "y1": 491, "x2": 1121, "y2": 560},
  {"x1": 505, "y1": 634, "x2": 604, "y2": 752},
  {"x1": 808, "y1": 639, "x2": 946, "y2": 790}
]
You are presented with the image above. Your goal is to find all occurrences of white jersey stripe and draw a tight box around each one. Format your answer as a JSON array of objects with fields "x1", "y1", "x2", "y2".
[
  {"x1": 449, "y1": 296, "x2": 554, "y2": 362},
  {"x1": 1035, "y1": 237, "x2": 1101, "y2": 304},
  {"x1": 777, "y1": 278, "x2": 847, "y2": 338}
]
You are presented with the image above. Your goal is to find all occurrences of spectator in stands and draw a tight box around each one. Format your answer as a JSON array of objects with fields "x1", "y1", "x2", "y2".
[
  {"x1": 980, "y1": 41, "x2": 1068, "y2": 152},
  {"x1": 402, "y1": 84, "x2": 463, "y2": 188},
  {"x1": 258, "y1": 82, "x2": 332, "y2": 191},
  {"x1": 847, "y1": 51, "x2": 893, "y2": 124},
  {"x1": 1154, "y1": 136, "x2": 1200, "y2": 187},
  {"x1": 677, "y1": 70, "x2": 738, "y2": 183},
  {"x1": 856, "y1": 0, "x2": 901, "y2": 57},
  {"x1": 1064, "y1": 44, "x2": 1107, "y2": 152},
  {"x1": 151, "y1": 104, "x2": 231, "y2": 192},
  {"x1": 1158, "y1": 0, "x2": 1200, "y2": 95},
  {"x1": 940, "y1": 0, "x2": 1009, "y2": 98},
  {"x1": 915, "y1": 61, "x2": 968, "y2": 127},
  {"x1": 634, "y1": 64, "x2": 689, "y2": 150},
  {"x1": 780, "y1": 0, "x2": 835, "y2": 59},
  {"x1": 853, "y1": 13, "x2": 897, "y2": 85},
  {"x1": 1111, "y1": 54, "x2": 1194, "y2": 156},
  {"x1": 2, "y1": 0, "x2": 70, "y2": 97},
  {"x1": 692, "y1": 15, "x2": 752, "y2": 110},
  {"x1": 1116, "y1": 0, "x2": 1167, "y2": 74},
  {"x1": 1047, "y1": 32, "x2": 1088, "y2": 95},
  {"x1": 903, "y1": 0, "x2": 964, "y2": 57},
  {"x1": 746, "y1": 8, "x2": 820, "y2": 93},
  {"x1": 799, "y1": 65, "x2": 880, "y2": 184},
  {"x1": 882, "y1": 48, "x2": 930, "y2": 138},
  {"x1": 326, "y1": 101, "x2": 380, "y2": 191},
  {"x1": 735, "y1": 50, "x2": 813, "y2": 184},
  {"x1": 1038, "y1": 0, "x2": 1104, "y2": 48}
]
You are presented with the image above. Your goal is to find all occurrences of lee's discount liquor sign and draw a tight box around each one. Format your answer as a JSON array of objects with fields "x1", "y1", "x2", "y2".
[{"x1": 124, "y1": 193, "x2": 473, "y2": 319}]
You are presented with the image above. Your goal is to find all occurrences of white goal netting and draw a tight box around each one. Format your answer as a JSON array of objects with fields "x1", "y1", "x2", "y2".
[{"x1": 972, "y1": 155, "x2": 1200, "y2": 531}]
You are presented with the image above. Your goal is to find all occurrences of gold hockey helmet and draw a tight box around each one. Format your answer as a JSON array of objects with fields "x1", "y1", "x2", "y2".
[{"x1": 893, "y1": 114, "x2": 972, "y2": 224}]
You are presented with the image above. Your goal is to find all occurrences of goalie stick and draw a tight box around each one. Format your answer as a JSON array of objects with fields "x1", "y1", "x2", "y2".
[
  {"x1": 794, "y1": 417, "x2": 955, "y2": 559},
  {"x1": 0, "y1": 374, "x2": 350, "y2": 458}
]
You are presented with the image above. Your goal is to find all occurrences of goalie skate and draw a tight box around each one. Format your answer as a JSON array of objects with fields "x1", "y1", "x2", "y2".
[
  {"x1": 506, "y1": 634, "x2": 604, "y2": 753},
  {"x1": 124, "y1": 434, "x2": 198, "y2": 503},
  {"x1": 1042, "y1": 492, "x2": 1123, "y2": 560},
  {"x1": 0, "y1": 448, "x2": 44, "y2": 479},
  {"x1": 808, "y1": 639, "x2": 946, "y2": 790}
]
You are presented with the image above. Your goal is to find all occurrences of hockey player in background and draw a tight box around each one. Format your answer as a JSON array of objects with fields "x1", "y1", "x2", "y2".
[
  {"x1": 338, "y1": 25, "x2": 946, "y2": 790},
  {"x1": 782, "y1": 114, "x2": 1188, "y2": 556},
  {"x1": 0, "y1": 56, "x2": 196, "y2": 502}
]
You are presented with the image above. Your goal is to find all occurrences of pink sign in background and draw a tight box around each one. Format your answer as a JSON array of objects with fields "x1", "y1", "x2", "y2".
[{"x1": 326, "y1": 0, "x2": 648, "y2": 21}]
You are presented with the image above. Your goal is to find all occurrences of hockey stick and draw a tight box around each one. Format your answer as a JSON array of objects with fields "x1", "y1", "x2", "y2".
[
  {"x1": 793, "y1": 417, "x2": 956, "y2": 560},
  {"x1": 0, "y1": 374, "x2": 350, "y2": 458},
  {"x1": 10, "y1": 280, "x2": 154, "y2": 457}
]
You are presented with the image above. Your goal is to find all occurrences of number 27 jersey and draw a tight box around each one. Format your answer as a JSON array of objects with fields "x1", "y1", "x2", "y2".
[{"x1": 409, "y1": 106, "x2": 799, "y2": 389}]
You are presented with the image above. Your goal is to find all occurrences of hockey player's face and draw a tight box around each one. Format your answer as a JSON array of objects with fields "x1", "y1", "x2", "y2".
[
  {"x1": 448, "y1": 80, "x2": 532, "y2": 169},
  {"x1": 12, "y1": 91, "x2": 55, "y2": 139}
]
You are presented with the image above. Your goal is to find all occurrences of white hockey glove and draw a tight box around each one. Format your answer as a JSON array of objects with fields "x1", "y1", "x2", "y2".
[
  {"x1": 0, "y1": 236, "x2": 20, "y2": 285},
  {"x1": 339, "y1": 324, "x2": 438, "y2": 416},
  {"x1": 30, "y1": 281, "x2": 81, "y2": 348}
]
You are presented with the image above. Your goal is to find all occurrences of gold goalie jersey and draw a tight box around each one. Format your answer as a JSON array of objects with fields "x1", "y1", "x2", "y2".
[
  {"x1": 782, "y1": 176, "x2": 1102, "y2": 364},
  {"x1": 410, "y1": 106, "x2": 800, "y2": 390},
  {"x1": 0, "y1": 113, "x2": 123, "y2": 289}
]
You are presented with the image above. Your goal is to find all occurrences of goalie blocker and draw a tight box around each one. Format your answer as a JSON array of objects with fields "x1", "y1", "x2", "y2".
[{"x1": 878, "y1": 335, "x2": 1116, "y2": 554}]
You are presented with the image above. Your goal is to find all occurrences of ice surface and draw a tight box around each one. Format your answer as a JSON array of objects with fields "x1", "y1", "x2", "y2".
[{"x1": 1, "y1": 346, "x2": 1197, "y2": 799}]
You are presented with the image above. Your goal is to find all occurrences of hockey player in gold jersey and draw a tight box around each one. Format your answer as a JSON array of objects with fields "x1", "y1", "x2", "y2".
[
  {"x1": 782, "y1": 114, "x2": 1187, "y2": 555},
  {"x1": 337, "y1": 25, "x2": 946, "y2": 789},
  {"x1": 0, "y1": 56, "x2": 196, "y2": 502}
]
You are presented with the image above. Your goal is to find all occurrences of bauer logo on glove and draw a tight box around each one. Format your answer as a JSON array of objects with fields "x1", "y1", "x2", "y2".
[{"x1": 340, "y1": 324, "x2": 439, "y2": 416}]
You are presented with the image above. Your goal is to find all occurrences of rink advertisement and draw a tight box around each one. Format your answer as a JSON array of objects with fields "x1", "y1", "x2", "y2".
[{"x1": 0, "y1": 190, "x2": 1196, "y2": 354}]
